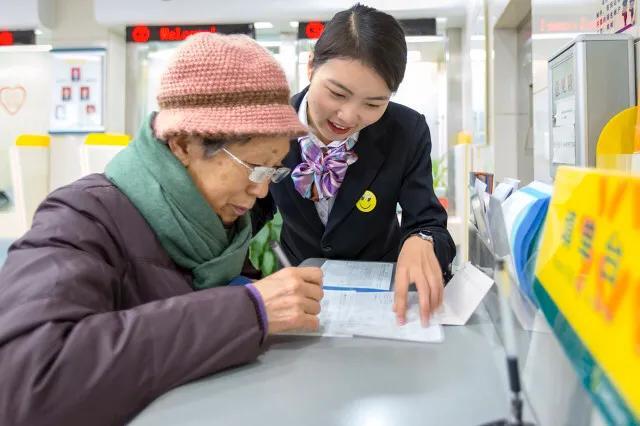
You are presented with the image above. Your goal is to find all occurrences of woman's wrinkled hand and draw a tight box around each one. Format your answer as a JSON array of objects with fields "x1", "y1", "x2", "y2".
[{"x1": 253, "y1": 267, "x2": 324, "y2": 334}]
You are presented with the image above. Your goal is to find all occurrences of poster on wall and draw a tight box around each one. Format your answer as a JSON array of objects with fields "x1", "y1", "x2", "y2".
[
  {"x1": 596, "y1": 0, "x2": 637, "y2": 33},
  {"x1": 49, "y1": 48, "x2": 105, "y2": 133}
]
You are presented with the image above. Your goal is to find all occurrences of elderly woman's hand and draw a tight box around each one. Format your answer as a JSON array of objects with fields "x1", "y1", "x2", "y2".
[{"x1": 252, "y1": 267, "x2": 324, "y2": 334}]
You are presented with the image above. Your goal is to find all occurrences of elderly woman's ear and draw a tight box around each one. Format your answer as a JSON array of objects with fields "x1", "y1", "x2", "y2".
[{"x1": 168, "y1": 135, "x2": 198, "y2": 168}]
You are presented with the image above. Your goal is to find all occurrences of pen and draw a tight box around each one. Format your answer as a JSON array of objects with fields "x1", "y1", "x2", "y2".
[{"x1": 269, "y1": 241, "x2": 292, "y2": 268}]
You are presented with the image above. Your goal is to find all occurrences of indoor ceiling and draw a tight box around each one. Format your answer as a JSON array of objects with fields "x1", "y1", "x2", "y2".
[{"x1": 93, "y1": 0, "x2": 468, "y2": 27}]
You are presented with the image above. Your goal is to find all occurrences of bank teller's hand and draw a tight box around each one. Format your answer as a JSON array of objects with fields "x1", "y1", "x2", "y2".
[
  {"x1": 394, "y1": 236, "x2": 443, "y2": 326},
  {"x1": 253, "y1": 267, "x2": 324, "y2": 334}
]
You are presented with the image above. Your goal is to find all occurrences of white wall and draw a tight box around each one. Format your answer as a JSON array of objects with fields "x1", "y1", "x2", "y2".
[
  {"x1": 393, "y1": 60, "x2": 447, "y2": 160},
  {"x1": 446, "y1": 27, "x2": 463, "y2": 150},
  {"x1": 0, "y1": 51, "x2": 52, "y2": 199},
  {"x1": 463, "y1": 0, "x2": 495, "y2": 175},
  {"x1": 0, "y1": 0, "x2": 127, "y2": 192},
  {"x1": 0, "y1": 0, "x2": 56, "y2": 29},
  {"x1": 516, "y1": 17, "x2": 534, "y2": 185},
  {"x1": 491, "y1": 0, "x2": 534, "y2": 186},
  {"x1": 469, "y1": 0, "x2": 529, "y2": 184},
  {"x1": 493, "y1": 28, "x2": 520, "y2": 182},
  {"x1": 46, "y1": 0, "x2": 126, "y2": 190}
]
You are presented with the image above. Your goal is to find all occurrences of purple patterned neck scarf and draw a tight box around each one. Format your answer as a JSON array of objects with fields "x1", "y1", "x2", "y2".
[{"x1": 291, "y1": 137, "x2": 358, "y2": 200}]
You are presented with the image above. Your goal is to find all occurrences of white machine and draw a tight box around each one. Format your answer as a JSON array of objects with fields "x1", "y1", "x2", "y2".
[{"x1": 548, "y1": 34, "x2": 636, "y2": 177}]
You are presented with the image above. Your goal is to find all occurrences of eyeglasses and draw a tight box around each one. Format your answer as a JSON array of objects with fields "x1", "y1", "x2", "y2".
[{"x1": 221, "y1": 148, "x2": 291, "y2": 184}]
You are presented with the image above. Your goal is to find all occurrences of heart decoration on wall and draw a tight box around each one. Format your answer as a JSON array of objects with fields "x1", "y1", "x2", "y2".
[{"x1": 0, "y1": 85, "x2": 27, "y2": 115}]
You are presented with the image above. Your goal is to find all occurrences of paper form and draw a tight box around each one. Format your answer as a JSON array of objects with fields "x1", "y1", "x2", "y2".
[
  {"x1": 552, "y1": 95, "x2": 576, "y2": 165},
  {"x1": 342, "y1": 292, "x2": 444, "y2": 343},
  {"x1": 321, "y1": 260, "x2": 393, "y2": 291},
  {"x1": 552, "y1": 126, "x2": 576, "y2": 165},
  {"x1": 431, "y1": 262, "x2": 494, "y2": 325},
  {"x1": 281, "y1": 290, "x2": 355, "y2": 337},
  {"x1": 554, "y1": 96, "x2": 575, "y2": 127},
  {"x1": 317, "y1": 290, "x2": 355, "y2": 337},
  {"x1": 280, "y1": 290, "x2": 443, "y2": 343}
]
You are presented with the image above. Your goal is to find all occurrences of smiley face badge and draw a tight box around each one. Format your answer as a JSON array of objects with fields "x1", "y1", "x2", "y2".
[{"x1": 356, "y1": 190, "x2": 377, "y2": 213}]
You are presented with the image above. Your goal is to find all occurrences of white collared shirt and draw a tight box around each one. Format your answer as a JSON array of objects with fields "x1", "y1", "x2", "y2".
[{"x1": 297, "y1": 93, "x2": 359, "y2": 226}]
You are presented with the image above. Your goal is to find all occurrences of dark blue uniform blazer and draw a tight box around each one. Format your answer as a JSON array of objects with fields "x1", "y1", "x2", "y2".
[{"x1": 252, "y1": 87, "x2": 456, "y2": 277}]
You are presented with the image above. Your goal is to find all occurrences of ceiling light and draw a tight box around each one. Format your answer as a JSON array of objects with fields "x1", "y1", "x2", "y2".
[
  {"x1": 0, "y1": 44, "x2": 52, "y2": 52},
  {"x1": 254, "y1": 22, "x2": 274, "y2": 30},
  {"x1": 405, "y1": 36, "x2": 444, "y2": 43},
  {"x1": 531, "y1": 32, "x2": 581, "y2": 40}
]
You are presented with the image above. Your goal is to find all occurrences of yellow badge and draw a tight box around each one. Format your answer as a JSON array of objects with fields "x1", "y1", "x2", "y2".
[{"x1": 356, "y1": 190, "x2": 377, "y2": 213}]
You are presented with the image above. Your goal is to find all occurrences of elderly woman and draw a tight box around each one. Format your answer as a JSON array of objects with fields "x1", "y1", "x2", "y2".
[{"x1": 0, "y1": 33, "x2": 323, "y2": 425}]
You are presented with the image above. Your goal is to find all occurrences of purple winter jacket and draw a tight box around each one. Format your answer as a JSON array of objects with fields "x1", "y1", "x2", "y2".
[{"x1": 0, "y1": 174, "x2": 266, "y2": 425}]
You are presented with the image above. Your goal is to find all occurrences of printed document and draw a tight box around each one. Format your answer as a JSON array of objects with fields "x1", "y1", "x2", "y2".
[
  {"x1": 283, "y1": 290, "x2": 444, "y2": 343},
  {"x1": 321, "y1": 260, "x2": 393, "y2": 291}
]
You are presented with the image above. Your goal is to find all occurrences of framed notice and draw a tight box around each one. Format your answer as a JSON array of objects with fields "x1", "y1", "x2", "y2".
[
  {"x1": 49, "y1": 48, "x2": 105, "y2": 134},
  {"x1": 596, "y1": 0, "x2": 637, "y2": 33}
]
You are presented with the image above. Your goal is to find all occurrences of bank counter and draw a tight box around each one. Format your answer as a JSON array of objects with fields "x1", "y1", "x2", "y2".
[{"x1": 131, "y1": 261, "x2": 607, "y2": 426}]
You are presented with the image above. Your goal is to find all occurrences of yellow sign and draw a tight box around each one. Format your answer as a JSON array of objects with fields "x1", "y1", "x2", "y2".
[
  {"x1": 356, "y1": 190, "x2": 377, "y2": 213},
  {"x1": 635, "y1": 104, "x2": 640, "y2": 153},
  {"x1": 596, "y1": 105, "x2": 638, "y2": 170},
  {"x1": 534, "y1": 166, "x2": 640, "y2": 424}
]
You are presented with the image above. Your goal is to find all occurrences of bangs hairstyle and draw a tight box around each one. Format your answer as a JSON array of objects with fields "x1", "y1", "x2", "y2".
[{"x1": 311, "y1": 3, "x2": 407, "y2": 92}]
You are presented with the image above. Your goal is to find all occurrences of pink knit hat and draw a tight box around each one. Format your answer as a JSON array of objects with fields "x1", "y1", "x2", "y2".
[{"x1": 154, "y1": 32, "x2": 307, "y2": 140}]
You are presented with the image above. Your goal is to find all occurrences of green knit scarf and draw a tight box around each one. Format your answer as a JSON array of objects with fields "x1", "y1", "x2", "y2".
[{"x1": 105, "y1": 114, "x2": 251, "y2": 289}]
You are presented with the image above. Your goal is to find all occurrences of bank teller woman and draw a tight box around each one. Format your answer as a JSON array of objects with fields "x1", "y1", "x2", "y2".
[
  {"x1": 0, "y1": 33, "x2": 323, "y2": 425},
  {"x1": 253, "y1": 4, "x2": 456, "y2": 325}
]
